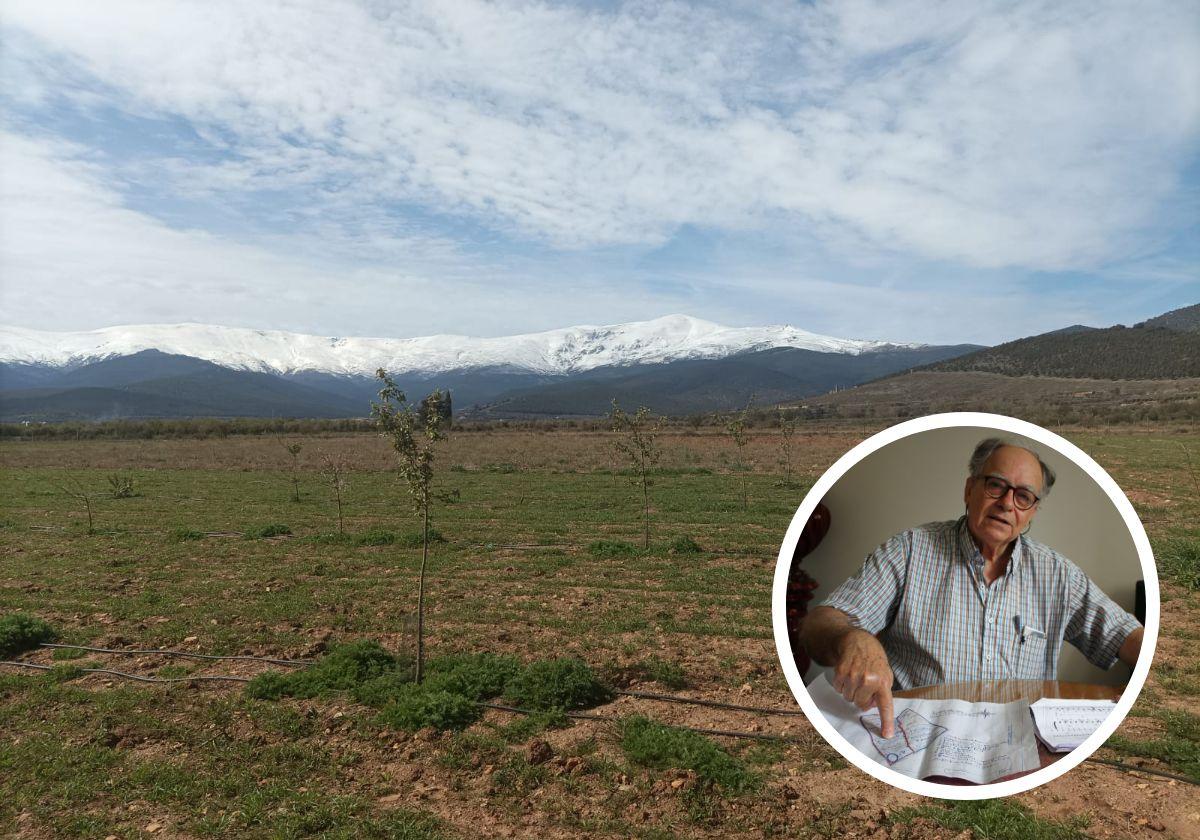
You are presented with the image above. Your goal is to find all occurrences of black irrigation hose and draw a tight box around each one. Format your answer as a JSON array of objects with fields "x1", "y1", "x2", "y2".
[
  {"x1": 480, "y1": 702, "x2": 614, "y2": 724},
  {"x1": 4, "y1": 661, "x2": 1196, "y2": 783},
  {"x1": 39, "y1": 643, "x2": 312, "y2": 667},
  {"x1": 616, "y1": 689, "x2": 807, "y2": 716},
  {"x1": 480, "y1": 701, "x2": 795, "y2": 742},
  {"x1": 0, "y1": 660, "x2": 251, "y2": 683},
  {"x1": 1085, "y1": 756, "x2": 1198, "y2": 785}
]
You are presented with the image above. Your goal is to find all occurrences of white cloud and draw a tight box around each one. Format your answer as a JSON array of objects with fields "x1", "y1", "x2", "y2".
[
  {"x1": 3, "y1": 0, "x2": 1196, "y2": 272},
  {"x1": 0, "y1": 130, "x2": 716, "y2": 337}
]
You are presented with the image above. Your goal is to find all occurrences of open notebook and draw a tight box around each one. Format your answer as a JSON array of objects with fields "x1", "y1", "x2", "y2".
[{"x1": 1029, "y1": 698, "x2": 1117, "y2": 752}]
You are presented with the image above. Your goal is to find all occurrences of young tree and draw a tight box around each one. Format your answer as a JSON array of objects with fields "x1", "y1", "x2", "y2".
[
  {"x1": 371, "y1": 370, "x2": 450, "y2": 684},
  {"x1": 282, "y1": 440, "x2": 303, "y2": 502},
  {"x1": 319, "y1": 453, "x2": 350, "y2": 534},
  {"x1": 776, "y1": 408, "x2": 798, "y2": 488},
  {"x1": 725, "y1": 397, "x2": 754, "y2": 509},
  {"x1": 608, "y1": 399, "x2": 661, "y2": 550},
  {"x1": 56, "y1": 478, "x2": 97, "y2": 534}
]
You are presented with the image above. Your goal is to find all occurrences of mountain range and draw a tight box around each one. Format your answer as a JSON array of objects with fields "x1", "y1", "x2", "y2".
[
  {"x1": 2, "y1": 305, "x2": 1193, "y2": 422},
  {"x1": 0, "y1": 315, "x2": 976, "y2": 421}
]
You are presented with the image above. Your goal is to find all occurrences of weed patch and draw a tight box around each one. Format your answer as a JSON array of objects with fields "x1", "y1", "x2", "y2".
[
  {"x1": 168, "y1": 526, "x2": 205, "y2": 542},
  {"x1": 243, "y1": 523, "x2": 292, "y2": 540},
  {"x1": 397, "y1": 529, "x2": 446, "y2": 548},
  {"x1": 505, "y1": 658, "x2": 612, "y2": 711},
  {"x1": 630, "y1": 656, "x2": 688, "y2": 689},
  {"x1": 425, "y1": 652, "x2": 522, "y2": 700},
  {"x1": 378, "y1": 687, "x2": 482, "y2": 732},
  {"x1": 890, "y1": 799, "x2": 1089, "y2": 839},
  {"x1": 355, "y1": 528, "x2": 398, "y2": 546},
  {"x1": 245, "y1": 640, "x2": 409, "y2": 700},
  {"x1": 588, "y1": 540, "x2": 638, "y2": 558},
  {"x1": 620, "y1": 716, "x2": 758, "y2": 795},
  {"x1": 496, "y1": 710, "x2": 569, "y2": 743},
  {"x1": 0, "y1": 613, "x2": 57, "y2": 657},
  {"x1": 667, "y1": 535, "x2": 703, "y2": 554}
]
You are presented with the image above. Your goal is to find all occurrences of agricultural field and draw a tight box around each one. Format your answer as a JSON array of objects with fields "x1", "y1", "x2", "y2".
[{"x1": 1, "y1": 424, "x2": 1198, "y2": 839}]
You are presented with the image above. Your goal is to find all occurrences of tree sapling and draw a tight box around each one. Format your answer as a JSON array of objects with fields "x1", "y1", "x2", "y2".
[
  {"x1": 319, "y1": 453, "x2": 350, "y2": 534},
  {"x1": 372, "y1": 370, "x2": 451, "y2": 684},
  {"x1": 282, "y1": 441, "x2": 304, "y2": 502},
  {"x1": 608, "y1": 399, "x2": 661, "y2": 550}
]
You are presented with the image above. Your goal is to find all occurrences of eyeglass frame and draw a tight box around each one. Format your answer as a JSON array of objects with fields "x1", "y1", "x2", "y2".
[{"x1": 976, "y1": 474, "x2": 1041, "y2": 511}]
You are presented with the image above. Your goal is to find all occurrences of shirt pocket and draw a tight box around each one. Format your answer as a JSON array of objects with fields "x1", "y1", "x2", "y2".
[{"x1": 1016, "y1": 630, "x2": 1049, "y2": 679}]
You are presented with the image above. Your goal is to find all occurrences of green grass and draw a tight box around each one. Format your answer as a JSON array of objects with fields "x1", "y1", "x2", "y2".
[
  {"x1": 504, "y1": 658, "x2": 612, "y2": 711},
  {"x1": 0, "y1": 613, "x2": 57, "y2": 657},
  {"x1": 1, "y1": 430, "x2": 1196, "y2": 837},
  {"x1": 587, "y1": 539, "x2": 638, "y2": 557},
  {"x1": 0, "y1": 675, "x2": 452, "y2": 838},
  {"x1": 245, "y1": 640, "x2": 410, "y2": 700},
  {"x1": 243, "y1": 523, "x2": 292, "y2": 540},
  {"x1": 168, "y1": 526, "x2": 205, "y2": 542},
  {"x1": 667, "y1": 535, "x2": 703, "y2": 554},
  {"x1": 629, "y1": 656, "x2": 688, "y2": 689},
  {"x1": 1156, "y1": 537, "x2": 1200, "y2": 590},
  {"x1": 1106, "y1": 708, "x2": 1200, "y2": 781},
  {"x1": 619, "y1": 716, "x2": 758, "y2": 795},
  {"x1": 396, "y1": 529, "x2": 446, "y2": 548},
  {"x1": 890, "y1": 800, "x2": 1089, "y2": 840}
]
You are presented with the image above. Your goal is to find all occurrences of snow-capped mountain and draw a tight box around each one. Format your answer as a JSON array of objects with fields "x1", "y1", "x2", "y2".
[
  {"x1": 0, "y1": 315, "x2": 981, "y2": 421},
  {"x1": 0, "y1": 315, "x2": 916, "y2": 377}
]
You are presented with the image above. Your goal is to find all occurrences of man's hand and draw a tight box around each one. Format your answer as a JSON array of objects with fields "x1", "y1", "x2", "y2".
[
  {"x1": 799, "y1": 606, "x2": 897, "y2": 737},
  {"x1": 832, "y1": 629, "x2": 896, "y2": 738}
]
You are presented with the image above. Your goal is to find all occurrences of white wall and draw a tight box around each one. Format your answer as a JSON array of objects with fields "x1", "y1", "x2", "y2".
[{"x1": 797, "y1": 426, "x2": 1142, "y2": 686}]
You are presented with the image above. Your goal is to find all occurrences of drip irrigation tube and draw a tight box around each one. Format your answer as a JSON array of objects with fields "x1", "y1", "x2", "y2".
[
  {"x1": 2, "y1": 660, "x2": 1195, "y2": 783},
  {"x1": 39, "y1": 643, "x2": 312, "y2": 667},
  {"x1": 616, "y1": 689, "x2": 807, "y2": 716},
  {"x1": 480, "y1": 702, "x2": 795, "y2": 742},
  {"x1": 1085, "y1": 757, "x2": 1198, "y2": 785},
  {"x1": 1, "y1": 660, "x2": 250, "y2": 683}
]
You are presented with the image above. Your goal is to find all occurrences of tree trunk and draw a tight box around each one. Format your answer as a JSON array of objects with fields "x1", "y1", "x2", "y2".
[
  {"x1": 641, "y1": 468, "x2": 650, "y2": 549},
  {"x1": 416, "y1": 500, "x2": 429, "y2": 684}
]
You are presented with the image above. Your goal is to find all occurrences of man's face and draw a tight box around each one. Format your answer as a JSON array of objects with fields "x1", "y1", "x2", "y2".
[{"x1": 963, "y1": 446, "x2": 1043, "y2": 552}]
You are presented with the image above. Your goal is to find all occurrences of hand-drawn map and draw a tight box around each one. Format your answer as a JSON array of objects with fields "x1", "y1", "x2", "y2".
[
  {"x1": 860, "y1": 708, "x2": 948, "y2": 765},
  {"x1": 805, "y1": 674, "x2": 1040, "y2": 784}
]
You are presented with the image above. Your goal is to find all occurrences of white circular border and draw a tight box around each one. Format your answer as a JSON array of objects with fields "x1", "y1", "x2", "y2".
[{"x1": 771, "y1": 412, "x2": 1159, "y2": 800}]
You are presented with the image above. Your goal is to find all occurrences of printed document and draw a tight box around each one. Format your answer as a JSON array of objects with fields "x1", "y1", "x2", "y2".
[
  {"x1": 805, "y1": 673, "x2": 1041, "y2": 783},
  {"x1": 1029, "y1": 698, "x2": 1116, "y2": 752}
]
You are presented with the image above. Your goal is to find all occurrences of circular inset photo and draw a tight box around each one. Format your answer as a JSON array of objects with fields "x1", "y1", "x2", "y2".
[{"x1": 772, "y1": 412, "x2": 1157, "y2": 799}]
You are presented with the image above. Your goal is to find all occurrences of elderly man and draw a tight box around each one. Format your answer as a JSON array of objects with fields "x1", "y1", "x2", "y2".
[{"x1": 799, "y1": 438, "x2": 1144, "y2": 738}]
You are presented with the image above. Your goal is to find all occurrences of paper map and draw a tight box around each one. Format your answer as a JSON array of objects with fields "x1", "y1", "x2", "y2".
[{"x1": 806, "y1": 673, "x2": 1041, "y2": 784}]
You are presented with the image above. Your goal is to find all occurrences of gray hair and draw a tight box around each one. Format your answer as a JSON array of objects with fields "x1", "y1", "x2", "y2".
[{"x1": 968, "y1": 437, "x2": 1056, "y2": 498}]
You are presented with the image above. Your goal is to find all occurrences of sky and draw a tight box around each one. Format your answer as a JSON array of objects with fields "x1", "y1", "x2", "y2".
[{"x1": 1, "y1": 0, "x2": 1197, "y2": 346}]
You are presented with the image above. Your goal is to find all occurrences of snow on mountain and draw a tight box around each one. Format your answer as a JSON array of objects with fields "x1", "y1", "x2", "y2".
[{"x1": 0, "y1": 315, "x2": 919, "y2": 377}]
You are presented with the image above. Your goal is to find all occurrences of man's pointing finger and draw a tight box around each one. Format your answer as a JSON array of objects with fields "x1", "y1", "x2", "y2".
[{"x1": 877, "y1": 687, "x2": 895, "y2": 739}]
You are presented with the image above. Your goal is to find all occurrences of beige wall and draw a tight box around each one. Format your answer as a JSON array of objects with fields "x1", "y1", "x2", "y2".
[{"x1": 798, "y1": 426, "x2": 1143, "y2": 686}]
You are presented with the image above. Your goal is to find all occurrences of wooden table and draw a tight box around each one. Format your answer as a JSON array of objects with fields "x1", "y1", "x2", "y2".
[{"x1": 893, "y1": 680, "x2": 1124, "y2": 785}]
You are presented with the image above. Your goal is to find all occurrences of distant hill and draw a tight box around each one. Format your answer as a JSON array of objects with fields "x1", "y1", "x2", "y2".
[
  {"x1": 0, "y1": 351, "x2": 364, "y2": 422},
  {"x1": 467, "y1": 344, "x2": 982, "y2": 417},
  {"x1": 923, "y1": 323, "x2": 1200, "y2": 379},
  {"x1": 1136, "y1": 302, "x2": 1200, "y2": 332},
  {"x1": 800, "y1": 370, "x2": 1200, "y2": 425}
]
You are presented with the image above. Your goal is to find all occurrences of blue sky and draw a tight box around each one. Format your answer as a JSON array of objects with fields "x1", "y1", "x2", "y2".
[{"x1": 1, "y1": 0, "x2": 1197, "y2": 346}]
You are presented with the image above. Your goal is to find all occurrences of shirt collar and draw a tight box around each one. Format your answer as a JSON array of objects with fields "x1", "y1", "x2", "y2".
[{"x1": 956, "y1": 515, "x2": 1023, "y2": 576}]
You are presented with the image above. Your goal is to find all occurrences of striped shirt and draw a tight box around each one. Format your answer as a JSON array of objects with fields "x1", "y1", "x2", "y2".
[{"x1": 818, "y1": 518, "x2": 1142, "y2": 690}]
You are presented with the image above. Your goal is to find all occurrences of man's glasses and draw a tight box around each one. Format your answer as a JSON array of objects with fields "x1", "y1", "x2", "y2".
[{"x1": 979, "y1": 475, "x2": 1039, "y2": 510}]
